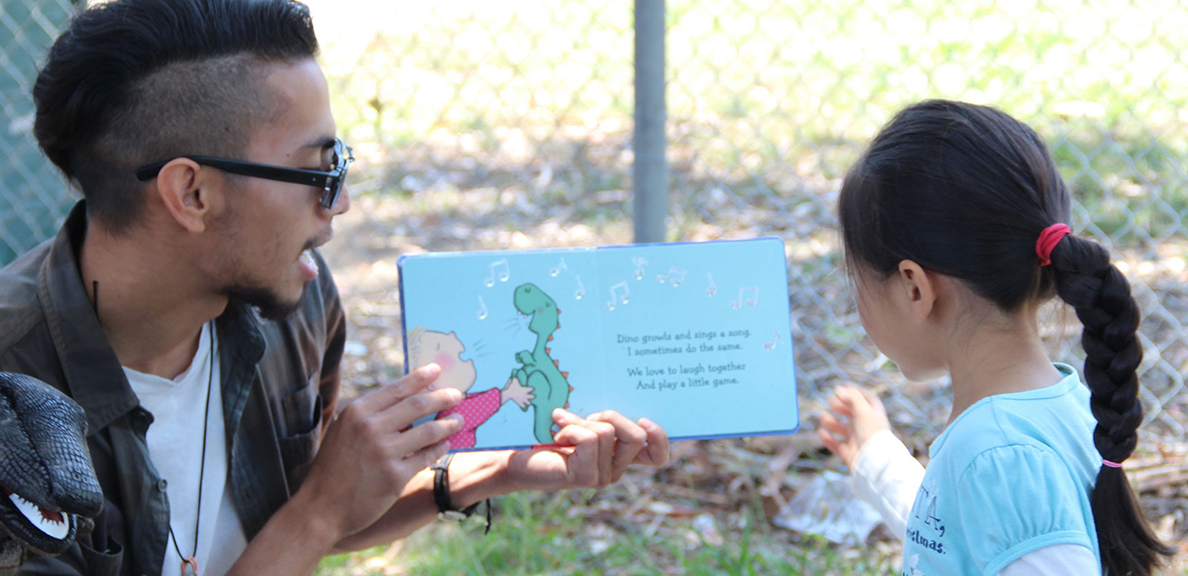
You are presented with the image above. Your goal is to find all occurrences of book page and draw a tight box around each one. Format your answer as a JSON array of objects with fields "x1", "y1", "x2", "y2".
[
  {"x1": 398, "y1": 238, "x2": 798, "y2": 451},
  {"x1": 593, "y1": 239, "x2": 797, "y2": 440}
]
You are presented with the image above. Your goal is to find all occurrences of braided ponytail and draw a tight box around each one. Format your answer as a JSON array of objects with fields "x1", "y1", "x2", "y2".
[
  {"x1": 1047, "y1": 235, "x2": 1174, "y2": 576},
  {"x1": 839, "y1": 99, "x2": 1175, "y2": 576}
]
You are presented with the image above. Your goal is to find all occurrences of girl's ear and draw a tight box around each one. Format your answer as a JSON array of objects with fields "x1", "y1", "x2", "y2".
[{"x1": 895, "y1": 260, "x2": 938, "y2": 322}]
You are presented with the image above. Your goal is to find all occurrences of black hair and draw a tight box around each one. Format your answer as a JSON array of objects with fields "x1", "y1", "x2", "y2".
[
  {"x1": 838, "y1": 99, "x2": 1173, "y2": 575},
  {"x1": 33, "y1": 0, "x2": 319, "y2": 233}
]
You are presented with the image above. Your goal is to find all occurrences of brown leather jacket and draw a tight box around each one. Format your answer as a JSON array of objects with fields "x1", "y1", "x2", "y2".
[{"x1": 0, "y1": 202, "x2": 345, "y2": 576}]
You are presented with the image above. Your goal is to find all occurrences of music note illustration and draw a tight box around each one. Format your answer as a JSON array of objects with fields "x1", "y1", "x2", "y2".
[
  {"x1": 605, "y1": 281, "x2": 630, "y2": 311},
  {"x1": 657, "y1": 266, "x2": 687, "y2": 287},
  {"x1": 706, "y1": 272, "x2": 717, "y2": 297},
  {"x1": 632, "y1": 257, "x2": 648, "y2": 280},
  {"x1": 484, "y1": 259, "x2": 510, "y2": 287},
  {"x1": 550, "y1": 258, "x2": 568, "y2": 277},
  {"x1": 477, "y1": 296, "x2": 488, "y2": 320},
  {"x1": 731, "y1": 286, "x2": 759, "y2": 309},
  {"x1": 763, "y1": 330, "x2": 783, "y2": 351},
  {"x1": 575, "y1": 275, "x2": 586, "y2": 300}
]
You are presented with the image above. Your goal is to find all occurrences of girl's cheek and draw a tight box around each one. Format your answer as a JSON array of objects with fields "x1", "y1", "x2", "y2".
[{"x1": 434, "y1": 351, "x2": 456, "y2": 372}]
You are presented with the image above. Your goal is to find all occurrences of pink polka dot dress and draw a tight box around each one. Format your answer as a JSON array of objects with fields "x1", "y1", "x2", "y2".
[{"x1": 436, "y1": 388, "x2": 502, "y2": 449}]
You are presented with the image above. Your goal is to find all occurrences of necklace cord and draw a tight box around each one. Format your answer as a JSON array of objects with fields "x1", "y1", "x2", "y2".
[{"x1": 167, "y1": 322, "x2": 214, "y2": 568}]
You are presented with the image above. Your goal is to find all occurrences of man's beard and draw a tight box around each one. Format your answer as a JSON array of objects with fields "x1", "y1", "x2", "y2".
[{"x1": 223, "y1": 285, "x2": 303, "y2": 321}]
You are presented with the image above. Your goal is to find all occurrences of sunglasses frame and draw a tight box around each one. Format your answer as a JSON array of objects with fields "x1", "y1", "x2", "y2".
[{"x1": 135, "y1": 138, "x2": 354, "y2": 209}]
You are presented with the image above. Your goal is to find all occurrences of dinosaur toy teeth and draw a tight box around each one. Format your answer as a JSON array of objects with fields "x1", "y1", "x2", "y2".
[{"x1": 3, "y1": 491, "x2": 68, "y2": 540}]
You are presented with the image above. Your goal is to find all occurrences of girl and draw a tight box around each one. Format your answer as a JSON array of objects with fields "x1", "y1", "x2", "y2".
[{"x1": 817, "y1": 100, "x2": 1173, "y2": 575}]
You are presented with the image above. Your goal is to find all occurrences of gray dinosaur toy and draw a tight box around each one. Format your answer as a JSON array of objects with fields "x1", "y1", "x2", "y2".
[{"x1": 0, "y1": 372, "x2": 103, "y2": 574}]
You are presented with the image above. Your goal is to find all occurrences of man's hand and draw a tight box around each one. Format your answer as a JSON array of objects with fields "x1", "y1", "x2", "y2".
[
  {"x1": 817, "y1": 385, "x2": 892, "y2": 468},
  {"x1": 504, "y1": 409, "x2": 670, "y2": 490},
  {"x1": 294, "y1": 363, "x2": 465, "y2": 542}
]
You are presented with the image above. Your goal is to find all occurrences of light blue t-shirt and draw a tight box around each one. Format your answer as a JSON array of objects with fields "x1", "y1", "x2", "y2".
[{"x1": 901, "y1": 364, "x2": 1101, "y2": 576}]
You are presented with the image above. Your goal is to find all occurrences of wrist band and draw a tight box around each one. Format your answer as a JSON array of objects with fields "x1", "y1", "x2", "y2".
[{"x1": 431, "y1": 453, "x2": 492, "y2": 534}]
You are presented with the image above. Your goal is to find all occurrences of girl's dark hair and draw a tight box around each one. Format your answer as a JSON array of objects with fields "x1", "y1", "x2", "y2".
[
  {"x1": 32, "y1": 0, "x2": 318, "y2": 233},
  {"x1": 838, "y1": 99, "x2": 1173, "y2": 575}
]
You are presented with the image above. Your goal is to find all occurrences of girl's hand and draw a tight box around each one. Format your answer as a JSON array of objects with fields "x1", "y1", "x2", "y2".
[{"x1": 817, "y1": 385, "x2": 892, "y2": 468}]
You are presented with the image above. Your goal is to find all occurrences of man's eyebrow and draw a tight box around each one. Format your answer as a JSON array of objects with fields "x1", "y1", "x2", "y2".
[{"x1": 297, "y1": 136, "x2": 337, "y2": 152}]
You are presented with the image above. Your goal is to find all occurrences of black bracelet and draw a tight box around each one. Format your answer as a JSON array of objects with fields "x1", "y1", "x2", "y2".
[{"x1": 431, "y1": 453, "x2": 492, "y2": 534}]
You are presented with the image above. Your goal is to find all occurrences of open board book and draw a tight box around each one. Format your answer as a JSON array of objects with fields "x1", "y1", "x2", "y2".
[{"x1": 397, "y1": 237, "x2": 798, "y2": 451}]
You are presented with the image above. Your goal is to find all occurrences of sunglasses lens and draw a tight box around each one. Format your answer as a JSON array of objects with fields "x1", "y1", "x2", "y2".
[
  {"x1": 322, "y1": 180, "x2": 339, "y2": 209},
  {"x1": 320, "y1": 141, "x2": 352, "y2": 209}
]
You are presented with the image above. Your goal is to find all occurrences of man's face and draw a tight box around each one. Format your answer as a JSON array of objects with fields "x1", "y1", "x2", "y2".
[{"x1": 212, "y1": 58, "x2": 350, "y2": 319}]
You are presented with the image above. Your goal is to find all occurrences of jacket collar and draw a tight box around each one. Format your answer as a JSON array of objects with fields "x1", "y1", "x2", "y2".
[
  {"x1": 38, "y1": 202, "x2": 266, "y2": 435},
  {"x1": 39, "y1": 202, "x2": 135, "y2": 435}
]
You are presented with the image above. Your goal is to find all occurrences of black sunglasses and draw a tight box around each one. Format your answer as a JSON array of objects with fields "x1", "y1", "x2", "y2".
[{"x1": 135, "y1": 138, "x2": 354, "y2": 209}]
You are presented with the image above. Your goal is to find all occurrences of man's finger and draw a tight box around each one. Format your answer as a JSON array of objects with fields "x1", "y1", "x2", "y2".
[
  {"x1": 635, "y1": 417, "x2": 670, "y2": 467},
  {"x1": 552, "y1": 420, "x2": 600, "y2": 487},
  {"x1": 377, "y1": 387, "x2": 463, "y2": 433},
  {"x1": 399, "y1": 438, "x2": 453, "y2": 476},
  {"x1": 552, "y1": 407, "x2": 582, "y2": 428},
  {"x1": 391, "y1": 412, "x2": 465, "y2": 456},
  {"x1": 587, "y1": 410, "x2": 646, "y2": 481},
  {"x1": 357, "y1": 363, "x2": 442, "y2": 415}
]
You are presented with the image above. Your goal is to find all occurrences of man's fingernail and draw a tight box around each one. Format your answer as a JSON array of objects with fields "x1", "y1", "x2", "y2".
[{"x1": 450, "y1": 413, "x2": 465, "y2": 425}]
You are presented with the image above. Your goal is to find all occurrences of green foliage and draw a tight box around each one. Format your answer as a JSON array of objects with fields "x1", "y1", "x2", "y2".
[{"x1": 314, "y1": 491, "x2": 898, "y2": 576}]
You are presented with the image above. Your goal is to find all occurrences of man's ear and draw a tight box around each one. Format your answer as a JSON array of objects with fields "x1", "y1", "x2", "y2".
[
  {"x1": 895, "y1": 259, "x2": 938, "y2": 322},
  {"x1": 152, "y1": 158, "x2": 219, "y2": 233}
]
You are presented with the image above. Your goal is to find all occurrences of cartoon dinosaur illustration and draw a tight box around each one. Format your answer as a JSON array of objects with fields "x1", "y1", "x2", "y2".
[{"x1": 510, "y1": 283, "x2": 573, "y2": 443}]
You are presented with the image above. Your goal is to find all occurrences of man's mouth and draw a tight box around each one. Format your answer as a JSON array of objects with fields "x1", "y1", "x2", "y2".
[
  {"x1": 299, "y1": 249, "x2": 319, "y2": 278},
  {"x1": 4, "y1": 490, "x2": 68, "y2": 540}
]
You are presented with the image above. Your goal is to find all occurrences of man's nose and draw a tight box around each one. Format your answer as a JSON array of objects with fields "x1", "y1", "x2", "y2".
[{"x1": 329, "y1": 182, "x2": 352, "y2": 216}]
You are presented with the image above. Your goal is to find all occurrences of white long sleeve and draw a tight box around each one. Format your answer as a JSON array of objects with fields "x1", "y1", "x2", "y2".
[
  {"x1": 849, "y1": 431, "x2": 1100, "y2": 576},
  {"x1": 998, "y1": 544, "x2": 1100, "y2": 575},
  {"x1": 848, "y1": 429, "x2": 926, "y2": 539}
]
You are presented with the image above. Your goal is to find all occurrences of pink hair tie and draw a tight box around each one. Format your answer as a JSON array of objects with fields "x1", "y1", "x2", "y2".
[
  {"x1": 1102, "y1": 459, "x2": 1123, "y2": 469},
  {"x1": 1035, "y1": 223, "x2": 1071, "y2": 266}
]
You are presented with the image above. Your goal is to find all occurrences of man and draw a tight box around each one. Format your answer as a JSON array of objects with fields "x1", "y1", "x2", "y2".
[{"x1": 0, "y1": 1, "x2": 670, "y2": 574}]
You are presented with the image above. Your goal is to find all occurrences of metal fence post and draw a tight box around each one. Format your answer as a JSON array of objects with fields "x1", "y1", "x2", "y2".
[{"x1": 633, "y1": 0, "x2": 667, "y2": 244}]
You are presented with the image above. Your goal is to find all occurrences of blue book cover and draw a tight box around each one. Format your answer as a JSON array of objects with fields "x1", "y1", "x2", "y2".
[{"x1": 397, "y1": 237, "x2": 798, "y2": 451}]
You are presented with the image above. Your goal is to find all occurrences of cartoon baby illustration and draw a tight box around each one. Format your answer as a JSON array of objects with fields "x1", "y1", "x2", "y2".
[{"x1": 407, "y1": 327, "x2": 534, "y2": 449}]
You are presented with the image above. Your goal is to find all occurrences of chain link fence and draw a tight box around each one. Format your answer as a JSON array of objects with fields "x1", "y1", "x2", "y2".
[
  {"x1": 315, "y1": 0, "x2": 1188, "y2": 539},
  {"x1": 319, "y1": 0, "x2": 1187, "y2": 430},
  {"x1": 4, "y1": 0, "x2": 1187, "y2": 554},
  {"x1": 0, "y1": 0, "x2": 75, "y2": 265}
]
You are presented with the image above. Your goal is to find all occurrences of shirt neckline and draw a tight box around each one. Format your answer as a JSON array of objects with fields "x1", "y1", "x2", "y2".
[{"x1": 930, "y1": 363, "x2": 1079, "y2": 457}]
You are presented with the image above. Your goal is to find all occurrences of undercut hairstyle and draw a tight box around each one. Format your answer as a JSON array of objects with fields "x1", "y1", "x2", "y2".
[
  {"x1": 33, "y1": 0, "x2": 319, "y2": 233},
  {"x1": 838, "y1": 99, "x2": 1173, "y2": 576}
]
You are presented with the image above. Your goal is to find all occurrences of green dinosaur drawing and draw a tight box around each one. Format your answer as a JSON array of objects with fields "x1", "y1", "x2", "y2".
[{"x1": 510, "y1": 283, "x2": 573, "y2": 443}]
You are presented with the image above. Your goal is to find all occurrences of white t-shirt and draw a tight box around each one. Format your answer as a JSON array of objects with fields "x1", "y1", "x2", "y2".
[{"x1": 124, "y1": 323, "x2": 248, "y2": 576}]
